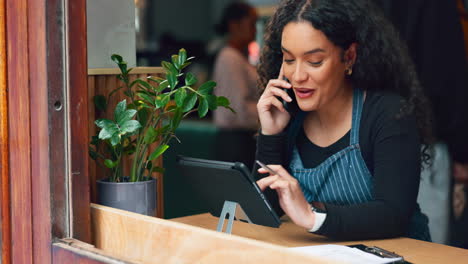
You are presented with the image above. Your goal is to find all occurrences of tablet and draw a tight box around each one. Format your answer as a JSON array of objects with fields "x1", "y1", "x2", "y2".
[{"x1": 176, "y1": 156, "x2": 281, "y2": 228}]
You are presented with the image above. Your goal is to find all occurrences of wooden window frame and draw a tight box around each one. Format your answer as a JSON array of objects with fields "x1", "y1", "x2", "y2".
[{"x1": 1, "y1": 0, "x2": 117, "y2": 262}]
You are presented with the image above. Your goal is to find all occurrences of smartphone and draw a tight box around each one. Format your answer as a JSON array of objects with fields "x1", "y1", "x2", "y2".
[{"x1": 281, "y1": 77, "x2": 295, "y2": 113}]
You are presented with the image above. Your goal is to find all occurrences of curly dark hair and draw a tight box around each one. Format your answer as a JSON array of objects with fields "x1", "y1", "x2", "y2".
[{"x1": 258, "y1": 0, "x2": 434, "y2": 163}]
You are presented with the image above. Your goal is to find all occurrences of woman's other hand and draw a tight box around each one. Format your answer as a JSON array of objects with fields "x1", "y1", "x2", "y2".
[
  {"x1": 257, "y1": 67, "x2": 293, "y2": 135},
  {"x1": 256, "y1": 164, "x2": 315, "y2": 229}
]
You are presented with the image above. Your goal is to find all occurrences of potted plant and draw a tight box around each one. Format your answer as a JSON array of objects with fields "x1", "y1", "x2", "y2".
[{"x1": 89, "y1": 48, "x2": 232, "y2": 216}]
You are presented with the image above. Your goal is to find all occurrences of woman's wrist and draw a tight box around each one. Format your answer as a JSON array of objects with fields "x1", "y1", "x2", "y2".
[
  {"x1": 260, "y1": 128, "x2": 282, "y2": 136},
  {"x1": 298, "y1": 205, "x2": 316, "y2": 230},
  {"x1": 259, "y1": 128, "x2": 286, "y2": 137},
  {"x1": 307, "y1": 204, "x2": 327, "y2": 232}
]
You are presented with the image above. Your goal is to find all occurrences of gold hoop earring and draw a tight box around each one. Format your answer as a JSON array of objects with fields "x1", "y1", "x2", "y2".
[{"x1": 346, "y1": 67, "x2": 353, "y2": 76}]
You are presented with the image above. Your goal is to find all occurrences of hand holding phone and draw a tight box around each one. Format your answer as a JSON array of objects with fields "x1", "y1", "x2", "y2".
[
  {"x1": 257, "y1": 66, "x2": 293, "y2": 135},
  {"x1": 280, "y1": 77, "x2": 295, "y2": 113}
]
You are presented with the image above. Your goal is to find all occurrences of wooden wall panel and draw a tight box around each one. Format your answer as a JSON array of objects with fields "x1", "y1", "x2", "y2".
[
  {"x1": 88, "y1": 68, "x2": 165, "y2": 218},
  {"x1": 28, "y1": 0, "x2": 52, "y2": 263},
  {"x1": 0, "y1": 0, "x2": 11, "y2": 262},
  {"x1": 68, "y1": 0, "x2": 92, "y2": 243},
  {"x1": 46, "y1": 0, "x2": 68, "y2": 240},
  {"x1": 6, "y1": 0, "x2": 33, "y2": 263}
]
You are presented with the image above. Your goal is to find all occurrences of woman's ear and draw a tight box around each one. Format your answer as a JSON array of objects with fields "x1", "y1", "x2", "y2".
[{"x1": 345, "y1": 43, "x2": 358, "y2": 67}]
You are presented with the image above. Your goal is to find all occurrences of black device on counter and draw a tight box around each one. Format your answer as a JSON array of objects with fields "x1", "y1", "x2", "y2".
[
  {"x1": 176, "y1": 156, "x2": 281, "y2": 228},
  {"x1": 348, "y1": 244, "x2": 410, "y2": 264}
]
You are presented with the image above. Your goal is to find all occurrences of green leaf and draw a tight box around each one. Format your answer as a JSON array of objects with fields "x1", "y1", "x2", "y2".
[
  {"x1": 104, "y1": 159, "x2": 118, "y2": 169},
  {"x1": 198, "y1": 98, "x2": 209, "y2": 118},
  {"x1": 148, "y1": 144, "x2": 169, "y2": 161},
  {"x1": 143, "y1": 127, "x2": 158, "y2": 144},
  {"x1": 206, "y1": 95, "x2": 218, "y2": 110},
  {"x1": 95, "y1": 119, "x2": 114, "y2": 129},
  {"x1": 98, "y1": 123, "x2": 119, "y2": 140},
  {"x1": 161, "y1": 94, "x2": 170, "y2": 106},
  {"x1": 157, "y1": 80, "x2": 170, "y2": 92},
  {"x1": 185, "y1": 72, "x2": 197, "y2": 86},
  {"x1": 120, "y1": 120, "x2": 141, "y2": 134},
  {"x1": 171, "y1": 108, "x2": 183, "y2": 130},
  {"x1": 180, "y1": 61, "x2": 192, "y2": 70},
  {"x1": 111, "y1": 54, "x2": 123, "y2": 64},
  {"x1": 216, "y1": 96, "x2": 230, "y2": 107},
  {"x1": 174, "y1": 88, "x2": 187, "y2": 107},
  {"x1": 117, "y1": 109, "x2": 137, "y2": 126},
  {"x1": 137, "y1": 89, "x2": 156, "y2": 96},
  {"x1": 118, "y1": 61, "x2": 128, "y2": 75},
  {"x1": 114, "y1": 100, "x2": 127, "y2": 122},
  {"x1": 178, "y1": 48, "x2": 187, "y2": 66},
  {"x1": 135, "y1": 79, "x2": 154, "y2": 91},
  {"x1": 161, "y1": 61, "x2": 177, "y2": 75},
  {"x1": 171, "y1": 54, "x2": 180, "y2": 69},
  {"x1": 182, "y1": 93, "x2": 197, "y2": 112},
  {"x1": 167, "y1": 72, "x2": 178, "y2": 90},
  {"x1": 137, "y1": 92, "x2": 155, "y2": 106},
  {"x1": 93, "y1": 95, "x2": 107, "y2": 111},
  {"x1": 147, "y1": 76, "x2": 165, "y2": 84},
  {"x1": 198, "y1": 81, "x2": 216, "y2": 95},
  {"x1": 128, "y1": 79, "x2": 139, "y2": 89},
  {"x1": 123, "y1": 90, "x2": 133, "y2": 98},
  {"x1": 155, "y1": 94, "x2": 170, "y2": 109},
  {"x1": 110, "y1": 134, "x2": 121, "y2": 146},
  {"x1": 137, "y1": 107, "x2": 149, "y2": 127}
]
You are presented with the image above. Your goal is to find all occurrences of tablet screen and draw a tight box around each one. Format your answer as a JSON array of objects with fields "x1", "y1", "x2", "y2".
[{"x1": 176, "y1": 156, "x2": 281, "y2": 228}]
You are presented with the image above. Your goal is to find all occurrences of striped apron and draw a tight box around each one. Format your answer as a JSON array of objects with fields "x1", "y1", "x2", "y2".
[{"x1": 286, "y1": 88, "x2": 430, "y2": 240}]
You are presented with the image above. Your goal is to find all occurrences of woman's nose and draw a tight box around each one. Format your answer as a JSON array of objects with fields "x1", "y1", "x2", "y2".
[{"x1": 292, "y1": 64, "x2": 308, "y2": 83}]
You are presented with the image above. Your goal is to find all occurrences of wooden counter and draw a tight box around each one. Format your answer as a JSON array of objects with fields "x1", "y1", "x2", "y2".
[
  {"x1": 172, "y1": 213, "x2": 468, "y2": 264},
  {"x1": 91, "y1": 204, "x2": 339, "y2": 264}
]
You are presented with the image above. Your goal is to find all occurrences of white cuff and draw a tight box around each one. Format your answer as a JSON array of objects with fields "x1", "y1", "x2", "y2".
[{"x1": 308, "y1": 209, "x2": 327, "y2": 233}]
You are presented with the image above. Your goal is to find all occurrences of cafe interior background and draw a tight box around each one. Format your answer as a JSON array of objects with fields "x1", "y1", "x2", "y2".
[{"x1": 86, "y1": 0, "x2": 468, "y2": 249}]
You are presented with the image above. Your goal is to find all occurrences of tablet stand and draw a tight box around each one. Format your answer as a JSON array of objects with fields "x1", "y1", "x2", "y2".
[{"x1": 216, "y1": 200, "x2": 252, "y2": 234}]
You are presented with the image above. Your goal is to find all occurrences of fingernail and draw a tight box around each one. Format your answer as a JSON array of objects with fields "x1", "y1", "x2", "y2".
[{"x1": 287, "y1": 96, "x2": 292, "y2": 102}]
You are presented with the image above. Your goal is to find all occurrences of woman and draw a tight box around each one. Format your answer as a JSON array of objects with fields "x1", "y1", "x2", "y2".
[
  {"x1": 212, "y1": 2, "x2": 259, "y2": 168},
  {"x1": 213, "y1": 2, "x2": 259, "y2": 130},
  {"x1": 255, "y1": 0, "x2": 433, "y2": 241}
]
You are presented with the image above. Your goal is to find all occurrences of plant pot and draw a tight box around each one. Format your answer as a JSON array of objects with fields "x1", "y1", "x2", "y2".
[{"x1": 97, "y1": 177, "x2": 157, "y2": 216}]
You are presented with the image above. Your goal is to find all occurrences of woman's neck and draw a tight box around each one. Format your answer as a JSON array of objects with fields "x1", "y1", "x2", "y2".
[{"x1": 304, "y1": 84, "x2": 354, "y2": 146}]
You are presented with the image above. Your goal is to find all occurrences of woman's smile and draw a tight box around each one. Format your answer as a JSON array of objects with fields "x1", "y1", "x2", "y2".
[{"x1": 294, "y1": 87, "x2": 316, "y2": 99}]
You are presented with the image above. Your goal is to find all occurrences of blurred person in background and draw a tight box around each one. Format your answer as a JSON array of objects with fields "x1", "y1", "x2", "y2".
[{"x1": 212, "y1": 2, "x2": 259, "y2": 169}]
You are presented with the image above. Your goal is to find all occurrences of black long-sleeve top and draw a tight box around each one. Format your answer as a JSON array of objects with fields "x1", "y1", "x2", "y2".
[{"x1": 255, "y1": 91, "x2": 422, "y2": 240}]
